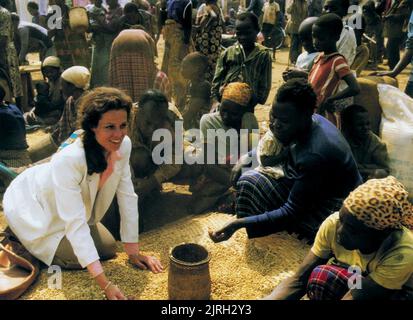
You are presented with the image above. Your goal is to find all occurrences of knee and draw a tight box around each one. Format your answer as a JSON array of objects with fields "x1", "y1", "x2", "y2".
[{"x1": 306, "y1": 265, "x2": 350, "y2": 300}]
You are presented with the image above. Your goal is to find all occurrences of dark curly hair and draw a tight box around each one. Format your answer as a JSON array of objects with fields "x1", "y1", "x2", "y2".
[
  {"x1": 315, "y1": 13, "x2": 344, "y2": 39},
  {"x1": 341, "y1": 104, "x2": 368, "y2": 130},
  {"x1": 274, "y1": 78, "x2": 318, "y2": 114},
  {"x1": 77, "y1": 87, "x2": 132, "y2": 175},
  {"x1": 236, "y1": 11, "x2": 260, "y2": 32},
  {"x1": 138, "y1": 89, "x2": 168, "y2": 109}
]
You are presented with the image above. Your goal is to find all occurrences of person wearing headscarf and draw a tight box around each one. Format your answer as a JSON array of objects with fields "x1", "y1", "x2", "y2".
[
  {"x1": 264, "y1": 176, "x2": 413, "y2": 300},
  {"x1": 51, "y1": 66, "x2": 91, "y2": 146},
  {"x1": 109, "y1": 29, "x2": 171, "y2": 103},
  {"x1": 41, "y1": 56, "x2": 65, "y2": 110},
  {"x1": 24, "y1": 56, "x2": 65, "y2": 126},
  {"x1": 188, "y1": 82, "x2": 259, "y2": 213}
]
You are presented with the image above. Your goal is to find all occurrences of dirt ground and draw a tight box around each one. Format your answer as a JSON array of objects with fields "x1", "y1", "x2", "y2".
[{"x1": 0, "y1": 38, "x2": 411, "y2": 300}]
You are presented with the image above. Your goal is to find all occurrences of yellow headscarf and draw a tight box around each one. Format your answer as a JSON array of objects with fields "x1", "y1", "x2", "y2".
[
  {"x1": 222, "y1": 82, "x2": 252, "y2": 107},
  {"x1": 343, "y1": 176, "x2": 413, "y2": 230}
]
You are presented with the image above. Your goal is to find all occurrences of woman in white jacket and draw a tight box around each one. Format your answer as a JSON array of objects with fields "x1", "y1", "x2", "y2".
[{"x1": 3, "y1": 87, "x2": 163, "y2": 300}]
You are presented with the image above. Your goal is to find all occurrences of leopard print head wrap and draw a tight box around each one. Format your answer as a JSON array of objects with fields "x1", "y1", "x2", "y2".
[{"x1": 343, "y1": 176, "x2": 413, "y2": 230}]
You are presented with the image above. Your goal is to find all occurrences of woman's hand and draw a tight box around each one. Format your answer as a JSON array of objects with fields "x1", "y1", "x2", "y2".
[
  {"x1": 105, "y1": 283, "x2": 127, "y2": 300},
  {"x1": 129, "y1": 253, "x2": 164, "y2": 274},
  {"x1": 208, "y1": 220, "x2": 241, "y2": 243}
]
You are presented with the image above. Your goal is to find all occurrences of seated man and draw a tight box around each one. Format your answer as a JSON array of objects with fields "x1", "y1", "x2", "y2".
[
  {"x1": 341, "y1": 104, "x2": 390, "y2": 181},
  {"x1": 264, "y1": 176, "x2": 413, "y2": 300},
  {"x1": 209, "y1": 79, "x2": 362, "y2": 242}
]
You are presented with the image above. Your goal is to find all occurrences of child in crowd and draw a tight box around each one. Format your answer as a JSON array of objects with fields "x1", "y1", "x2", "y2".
[
  {"x1": 283, "y1": 16, "x2": 319, "y2": 81},
  {"x1": 180, "y1": 52, "x2": 211, "y2": 130},
  {"x1": 282, "y1": 14, "x2": 360, "y2": 126},
  {"x1": 341, "y1": 104, "x2": 390, "y2": 181}
]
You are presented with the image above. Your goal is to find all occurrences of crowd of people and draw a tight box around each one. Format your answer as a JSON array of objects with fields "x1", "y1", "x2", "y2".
[{"x1": 0, "y1": 0, "x2": 413, "y2": 301}]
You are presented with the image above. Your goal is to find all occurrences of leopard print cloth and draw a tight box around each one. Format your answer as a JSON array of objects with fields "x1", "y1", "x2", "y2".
[{"x1": 343, "y1": 176, "x2": 413, "y2": 230}]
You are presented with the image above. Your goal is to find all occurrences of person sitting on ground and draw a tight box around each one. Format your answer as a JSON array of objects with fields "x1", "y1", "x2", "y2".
[
  {"x1": 51, "y1": 66, "x2": 91, "y2": 147},
  {"x1": 283, "y1": 16, "x2": 319, "y2": 81},
  {"x1": 0, "y1": 84, "x2": 31, "y2": 167},
  {"x1": 180, "y1": 52, "x2": 211, "y2": 130},
  {"x1": 264, "y1": 176, "x2": 413, "y2": 300},
  {"x1": 24, "y1": 81, "x2": 62, "y2": 126},
  {"x1": 209, "y1": 78, "x2": 362, "y2": 242},
  {"x1": 128, "y1": 89, "x2": 183, "y2": 199},
  {"x1": 283, "y1": 13, "x2": 360, "y2": 126},
  {"x1": 41, "y1": 56, "x2": 65, "y2": 116},
  {"x1": 2, "y1": 87, "x2": 163, "y2": 301},
  {"x1": 211, "y1": 12, "x2": 272, "y2": 112},
  {"x1": 341, "y1": 104, "x2": 390, "y2": 181},
  {"x1": 193, "y1": 82, "x2": 259, "y2": 213}
]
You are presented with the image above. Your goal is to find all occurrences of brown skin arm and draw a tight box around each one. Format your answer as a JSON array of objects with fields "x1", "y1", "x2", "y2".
[
  {"x1": 342, "y1": 276, "x2": 394, "y2": 300},
  {"x1": 264, "y1": 251, "x2": 329, "y2": 300},
  {"x1": 327, "y1": 73, "x2": 360, "y2": 102},
  {"x1": 370, "y1": 48, "x2": 413, "y2": 78}
]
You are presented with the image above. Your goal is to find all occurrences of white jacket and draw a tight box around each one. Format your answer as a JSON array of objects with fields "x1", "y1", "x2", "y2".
[{"x1": 3, "y1": 136, "x2": 139, "y2": 268}]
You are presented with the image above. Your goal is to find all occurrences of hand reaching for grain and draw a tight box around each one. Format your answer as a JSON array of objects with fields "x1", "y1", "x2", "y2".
[{"x1": 208, "y1": 221, "x2": 240, "y2": 243}]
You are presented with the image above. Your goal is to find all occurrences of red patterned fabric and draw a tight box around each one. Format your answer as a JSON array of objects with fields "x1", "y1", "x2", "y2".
[{"x1": 307, "y1": 264, "x2": 353, "y2": 300}]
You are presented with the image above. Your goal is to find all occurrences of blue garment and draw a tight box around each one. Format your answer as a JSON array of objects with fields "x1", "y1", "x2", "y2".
[
  {"x1": 247, "y1": 0, "x2": 264, "y2": 18},
  {"x1": 405, "y1": 10, "x2": 413, "y2": 82},
  {"x1": 0, "y1": 103, "x2": 28, "y2": 150},
  {"x1": 167, "y1": 0, "x2": 192, "y2": 25},
  {"x1": 243, "y1": 114, "x2": 362, "y2": 231}
]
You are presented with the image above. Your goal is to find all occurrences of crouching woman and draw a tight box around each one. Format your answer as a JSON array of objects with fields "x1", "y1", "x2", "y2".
[
  {"x1": 265, "y1": 176, "x2": 413, "y2": 300},
  {"x1": 2, "y1": 87, "x2": 163, "y2": 300}
]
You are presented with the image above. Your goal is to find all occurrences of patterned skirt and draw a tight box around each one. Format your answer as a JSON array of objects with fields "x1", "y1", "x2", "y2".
[{"x1": 235, "y1": 170, "x2": 343, "y2": 240}]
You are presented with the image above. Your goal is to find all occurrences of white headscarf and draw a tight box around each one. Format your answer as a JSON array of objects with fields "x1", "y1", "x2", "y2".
[{"x1": 61, "y1": 66, "x2": 91, "y2": 90}]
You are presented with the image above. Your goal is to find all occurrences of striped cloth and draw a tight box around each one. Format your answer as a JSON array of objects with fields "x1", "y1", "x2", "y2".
[
  {"x1": 307, "y1": 265, "x2": 353, "y2": 300},
  {"x1": 235, "y1": 170, "x2": 342, "y2": 240},
  {"x1": 308, "y1": 52, "x2": 351, "y2": 107}
]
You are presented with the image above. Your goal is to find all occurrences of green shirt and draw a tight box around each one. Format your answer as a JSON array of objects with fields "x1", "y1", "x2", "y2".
[{"x1": 211, "y1": 43, "x2": 272, "y2": 107}]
